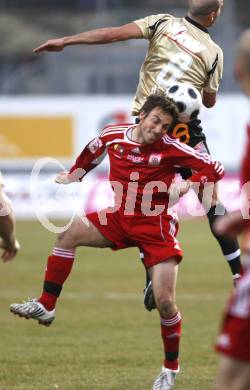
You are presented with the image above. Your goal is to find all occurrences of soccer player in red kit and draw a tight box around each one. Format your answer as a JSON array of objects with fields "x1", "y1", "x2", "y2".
[
  {"x1": 33, "y1": 0, "x2": 243, "y2": 304},
  {"x1": 10, "y1": 95, "x2": 224, "y2": 389},
  {"x1": 214, "y1": 29, "x2": 250, "y2": 390}
]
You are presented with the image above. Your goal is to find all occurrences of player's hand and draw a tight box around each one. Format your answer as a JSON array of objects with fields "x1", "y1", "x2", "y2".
[
  {"x1": 55, "y1": 169, "x2": 85, "y2": 184},
  {"x1": 0, "y1": 238, "x2": 20, "y2": 262},
  {"x1": 179, "y1": 180, "x2": 192, "y2": 196},
  {"x1": 33, "y1": 38, "x2": 65, "y2": 53},
  {"x1": 214, "y1": 211, "x2": 247, "y2": 238},
  {"x1": 55, "y1": 171, "x2": 72, "y2": 184},
  {"x1": 168, "y1": 180, "x2": 192, "y2": 206}
]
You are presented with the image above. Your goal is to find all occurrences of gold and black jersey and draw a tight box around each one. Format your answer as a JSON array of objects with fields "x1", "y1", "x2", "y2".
[
  {"x1": 169, "y1": 118, "x2": 206, "y2": 148},
  {"x1": 132, "y1": 14, "x2": 223, "y2": 116},
  {"x1": 169, "y1": 119, "x2": 209, "y2": 180}
]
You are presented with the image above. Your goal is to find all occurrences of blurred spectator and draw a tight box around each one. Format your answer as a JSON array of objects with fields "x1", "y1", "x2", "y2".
[{"x1": 215, "y1": 28, "x2": 250, "y2": 390}]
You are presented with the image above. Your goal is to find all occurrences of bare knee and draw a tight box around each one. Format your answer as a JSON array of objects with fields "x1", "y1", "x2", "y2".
[
  {"x1": 55, "y1": 217, "x2": 111, "y2": 250},
  {"x1": 155, "y1": 296, "x2": 176, "y2": 318},
  {"x1": 56, "y1": 226, "x2": 80, "y2": 250}
]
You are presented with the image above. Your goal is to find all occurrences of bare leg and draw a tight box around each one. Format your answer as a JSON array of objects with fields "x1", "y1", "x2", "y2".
[
  {"x1": 55, "y1": 215, "x2": 113, "y2": 250},
  {"x1": 150, "y1": 258, "x2": 181, "y2": 372},
  {"x1": 10, "y1": 215, "x2": 114, "y2": 324},
  {"x1": 215, "y1": 355, "x2": 250, "y2": 390},
  {"x1": 149, "y1": 259, "x2": 178, "y2": 318}
]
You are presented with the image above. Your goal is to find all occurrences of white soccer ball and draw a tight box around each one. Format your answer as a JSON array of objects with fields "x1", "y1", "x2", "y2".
[{"x1": 167, "y1": 83, "x2": 202, "y2": 122}]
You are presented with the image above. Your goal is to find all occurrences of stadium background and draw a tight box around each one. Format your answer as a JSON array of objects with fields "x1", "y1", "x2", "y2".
[{"x1": 0, "y1": 1, "x2": 250, "y2": 389}]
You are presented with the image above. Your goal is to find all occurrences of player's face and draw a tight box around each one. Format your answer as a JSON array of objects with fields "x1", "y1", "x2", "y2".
[
  {"x1": 138, "y1": 107, "x2": 173, "y2": 144},
  {"x1": 234, "y1": 55, "x2": 249, "y2": 95}
]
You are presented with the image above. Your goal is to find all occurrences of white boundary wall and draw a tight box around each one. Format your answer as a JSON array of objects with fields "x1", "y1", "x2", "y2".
[
  {"x1": 0, "y1": 93, "x2": 249, "y2": 169},
  {"x1": 0, "y1": 94, "x2": 249, "y2": 220}
]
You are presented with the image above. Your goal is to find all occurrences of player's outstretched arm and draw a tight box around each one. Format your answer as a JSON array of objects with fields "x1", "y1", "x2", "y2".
[
  {"x1": 55, "y1": 168, "x2": 86, "y2": 184},
  {"x1": 0, "y1": 189, "x2": 20, "y2": 262},
  {"x1": 33, "y1": 23, "x2": 143, "y2": 53},
  {"x1": 168, "y1": 179, "x2": 193, "y2": 207}
]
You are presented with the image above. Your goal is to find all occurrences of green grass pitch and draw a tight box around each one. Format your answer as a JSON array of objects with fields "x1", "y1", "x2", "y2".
[{"x1": 0, "y1": 218, "x2": 234, "y2": 390}]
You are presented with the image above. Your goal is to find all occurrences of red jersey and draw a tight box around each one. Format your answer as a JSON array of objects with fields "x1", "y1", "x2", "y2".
[
  {"x1": 241, "y1": 123, "x2": 250, "y2": 186},
  {"x1": 70, "y1": 124, "x2": 224, "y2": 215},
  {"x1": 215, "y1": 258, "x2": 250, "y2": 362},
  {"x1": 240, "y1": 123, "x2": 250, "y2": 228},
  {"x1": 216, "y1": 124, "x2": 250, "y2": 363}
]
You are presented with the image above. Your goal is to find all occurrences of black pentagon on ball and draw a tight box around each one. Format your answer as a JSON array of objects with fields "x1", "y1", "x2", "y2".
[
  {"x1": 188, "y1": 88, "x2": 197, "y2": 99},
  {"x1": 168, "y1": 85, "x2": 179, "y2": 93},
  {"x1": 176, "y1": 102, "x2": 186, "y2": 113}
]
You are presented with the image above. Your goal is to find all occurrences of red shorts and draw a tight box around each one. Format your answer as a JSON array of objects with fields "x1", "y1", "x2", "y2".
[
  {"x1": 87, "y1": 208, "x2": 183, "y2": 268},
  {"x1": 215, "y1": 314, "x2": 250, "y2": 362},
  {"x1": 215, "y1": 267, "x2": 250, "y2": 362}
]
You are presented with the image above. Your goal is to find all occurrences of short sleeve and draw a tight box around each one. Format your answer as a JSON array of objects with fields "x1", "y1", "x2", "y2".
[{"x1": 204, "y1": 47, "x2": 223, "y2": 93}]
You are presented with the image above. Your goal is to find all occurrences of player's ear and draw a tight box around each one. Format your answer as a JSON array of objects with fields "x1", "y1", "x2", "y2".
[
  {"x1": 205, "y1": 11, "x2": 213, "y2": 25},
  {"x1": 138, "y1": 111, "x2": 146, "y2": 121},
  {"x1": 209, "y1": 11, "x2": 216, "y2": 24}
]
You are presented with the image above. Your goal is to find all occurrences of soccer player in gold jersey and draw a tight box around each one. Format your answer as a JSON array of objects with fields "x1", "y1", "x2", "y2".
[{"x1": 33, "y1": 0, "x2": 242, "y2": 304}]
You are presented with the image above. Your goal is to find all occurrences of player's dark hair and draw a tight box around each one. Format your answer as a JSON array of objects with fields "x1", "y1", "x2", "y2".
[
  {"x1": 188, "y1": 0, "x2": 221, "y2": 17},
  {"x1": 139, "y1": 94, "x2": 179, "y2": 121}
]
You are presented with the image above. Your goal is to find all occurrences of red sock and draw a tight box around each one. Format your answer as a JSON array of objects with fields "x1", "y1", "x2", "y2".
[
  {"x1": 38, "y1": 248, "x2": 75, "y2": 311},
  {"x1": 161, "y1": 312, "x2": 181, "y2": 370}
]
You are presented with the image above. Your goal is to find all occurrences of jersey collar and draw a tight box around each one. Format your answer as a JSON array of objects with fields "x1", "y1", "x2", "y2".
[{"x1": 185, "y1": 16, "x2": 209, "y2": 34}]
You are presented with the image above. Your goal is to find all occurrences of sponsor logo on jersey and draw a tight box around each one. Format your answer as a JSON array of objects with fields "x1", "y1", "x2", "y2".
[
  {"x1": 114, "y1": 144, "x2": 124, "y2": 153},
  {"x1": 200, "y1": 175, "x2": 208, "y2": 184},
  {"x1": 148, "y1": 153, "x2": 162, "y2": 166},
  {"x1": 88, "y1": 137, "x2": 103, "y2": 153},
  {"x1": 127, "y1": 154, "x2": 144, "y2": 164},
  {"x1": 113, "y1": 144, "x2": 124, "y2": 159}
]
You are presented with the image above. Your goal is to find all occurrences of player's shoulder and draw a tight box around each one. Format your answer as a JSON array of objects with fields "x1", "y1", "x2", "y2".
[
  {"x1": 135, "y1": 13, "x2": 173, "y2": 28},
  {"x1": 151, "y1": 13, "x2": 173, "y2": 19},
  {"x1": 161, "y1": 134, "x2": 194, "y2": 153},
  {"x1": 208, "y1": 37, "x2": 223, "y2": 53},
  {"x1": 134, "y1": 14, "x2": 174, "y2": 39},
  {"x1": 160, "y1": 134, "x2": 180, "y2": 150},
  {"x1": 139, "y1": 13, "x2": 173, "y2": 21},
  {"x1": 162, "y1": 133, "x2": 181, "y2": 146},
  {"x1": 204, "y1": 31, "x2": 223, "y2": 54},
  {"x1": 100, "y1": 123, "x2": 132, "y2": 139}
]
